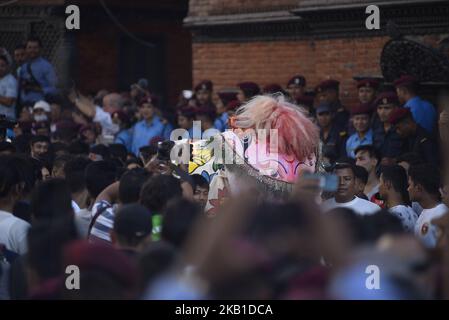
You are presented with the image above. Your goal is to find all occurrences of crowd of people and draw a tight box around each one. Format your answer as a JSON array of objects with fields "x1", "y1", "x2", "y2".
[{"x1": 1, "y1": 35, "x2": 449, "y2": 300}]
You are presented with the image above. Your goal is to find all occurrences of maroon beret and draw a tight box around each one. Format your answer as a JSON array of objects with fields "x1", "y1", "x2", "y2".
[
  {"x1": 237, "y1": 82, "x2": 261, "y2": 96},
  {"x1": 357, "y1": 78, "x2": 380, "y2": 89},
  {"x1": 217, "y1": 91, "x2": 238, "y2": 105},
  {"x1": 79, "y1": 124, "x2": 96, "y2": 134},
  {"x1": 194, "y1": 80, "x2": 213, "y2": 92},
  {"x1": 177, "y1": 105, "x2": 197, "y2": 118},
  {"x1": 315, "y1": 79, "x2": 340, "y2": 93},
  {"x1": 138, "y1": 94, "x2": 159, "y2": 107},
  {"x1": 111, "y1": 110, "x2": 129, "y2": 123},
  {"x1": 287, "y1": 75, "x2": 306, "y2": 87},
  {"x1": 351, "y1": 103, "x2": 372, "y2": 116},
  {"x1": 388, "y1": 107, "x2": 413, "y2": 125},
  {"x1": 263, "y1": 83, "x2": 284, "y2": 94},
  {"x1": 296, "y1": 95, "x2": 315, "y2": 108},
  {"x1": 393, "y1": 75, "x2": 418, "y2": 88},
  {"x1": 374, "y1": 92, "x2": 399, "y2": 107},
  {"x1": 196, "y1": 105, "x2": 217, "y2": 120},
  {"x1": 226, "y1": 100, "x2": 242, "y2": 112}
]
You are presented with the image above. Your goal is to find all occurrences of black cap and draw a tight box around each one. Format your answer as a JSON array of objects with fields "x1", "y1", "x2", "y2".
[
  {"x1": 90, "y1": 144, "x2": 110, "y2": 160},
  {"x1": 113, "y1": 204, "x2": 153, "y2": 239}
]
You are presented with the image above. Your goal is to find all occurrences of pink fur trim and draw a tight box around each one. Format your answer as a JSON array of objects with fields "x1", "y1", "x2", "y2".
[{"x1": 234, "y1": 95, "x2": 319, "y2": 160}]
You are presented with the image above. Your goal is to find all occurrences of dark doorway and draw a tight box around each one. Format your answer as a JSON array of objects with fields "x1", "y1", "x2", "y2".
[{"x1": 118, "y1": 36, "x2": 166, "y2": 104}]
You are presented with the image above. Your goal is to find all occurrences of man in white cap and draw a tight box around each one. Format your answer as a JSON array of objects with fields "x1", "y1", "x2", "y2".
[{"x1": 32, "y1": 100, "x2": 51, "y2": 123}]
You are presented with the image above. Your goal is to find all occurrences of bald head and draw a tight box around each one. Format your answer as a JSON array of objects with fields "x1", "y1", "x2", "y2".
[{"x1": 103, "y1": 93, "x2": 123, "y2": 114}]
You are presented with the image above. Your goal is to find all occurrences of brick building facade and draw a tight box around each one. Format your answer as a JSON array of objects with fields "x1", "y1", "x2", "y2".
[
  {"x1": 1, "y1": 0, "x2": 448, "y2": 108},
  {"x1": 0, "y1": 0, "x2": 192, "y2": 107},
  {"x1": 72, "y1": 0, "x2": 192, "y2": 107},
  {"x1": 185, "y1": 0, "x2": 449, "y2": 106}
]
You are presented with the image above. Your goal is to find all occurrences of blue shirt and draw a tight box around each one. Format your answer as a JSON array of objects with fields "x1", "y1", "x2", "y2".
[
  {"x1": 129, "y1": 116, "x2": 173, "y2": 155},
  {"x1": 213, "y1": 113, "x2": 229, "y2": 132},
  {"x1": 114, "y1": 129, "x2": 132, "y2": 151},
  {"x1": 187, "y1": 127, "x2": 194, "y2": 139},
  {"x1": 346, "y1": 129, "x2": 373, "y2": 158},
  {"x1": 404, "y1": 96, "x2": 436, "y2": 133},
  {"x1": 0, "y1": 73, "x2": 18, "y2": 119},
  {"x1": 19, "y1": 57, "x2": 58, "y2": 104}
]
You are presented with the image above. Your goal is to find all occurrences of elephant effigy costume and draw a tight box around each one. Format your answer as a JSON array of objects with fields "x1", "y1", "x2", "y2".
[{"x1": 179, "y1": 94, "x2": 320, "y2": 216}]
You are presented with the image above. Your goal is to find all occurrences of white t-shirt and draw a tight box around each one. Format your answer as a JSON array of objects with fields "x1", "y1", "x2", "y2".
[
  {"x1": 0, "y1": 73, "x2": 18, "y2": 119},
  {"x1": 0, "y1": 210, "x2": 30, "y2": 255},
  {"x1": 74, "y1": 208, "x2": 92, "y2": 239},
  {"x1": 389, "y1": 205, "x2": 418, "y2": 232},
  {"x1": 322, "y1": 197, "x2": 381, "y2": 216},
  {"x1": 94, "y1": 106, "x2": 119, "y2": 137},
  {"x1": 71, "y1": 200, "x2": 81, "y2": 214},
  {"x1": 414, "y1": 203, "x2": 448, "y2": 248}
]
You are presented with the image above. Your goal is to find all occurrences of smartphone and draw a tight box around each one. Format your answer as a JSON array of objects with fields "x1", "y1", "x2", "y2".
[{"x1": 303, "y1": 173, "x2": 339, "y2": 192}]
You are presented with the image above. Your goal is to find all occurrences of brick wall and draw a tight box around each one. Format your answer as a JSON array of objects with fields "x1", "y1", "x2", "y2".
[
  {"x1": 188, "y1": 0, "x2": 449, "y2": 107},
  {"x1": 192, "y1": 34, "x2": 448, "y2": 107}
]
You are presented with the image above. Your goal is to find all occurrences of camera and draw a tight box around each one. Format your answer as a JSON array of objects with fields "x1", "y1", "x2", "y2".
[
  {"x1": 0, "y1": 114, "x2": 17, "y2": 141},
  {"x1": 0, "y1": 114, "x2": 17, "y2": 129},
  {"x1": 156, "y1": 140, "x2": 175, "y2": 162},
  {"x1": 0, "y1": 115, "x2": 17, "y2": 129}
]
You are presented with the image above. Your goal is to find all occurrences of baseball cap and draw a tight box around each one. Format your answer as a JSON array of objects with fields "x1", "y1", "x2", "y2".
[
  {"x1": 33, "y1": 100, "x2": 51, "y2": 113},
  {"x1": 113, "y1": 204, "x2": 153, "y2": 240}
]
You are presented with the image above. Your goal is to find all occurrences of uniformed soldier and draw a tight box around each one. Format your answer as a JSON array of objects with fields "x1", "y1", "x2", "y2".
[
  {"x1": 194, "y1": 80, "x2": 214, "y2": 108},
  {"x1": 315, "y1": 79, "x2": 349, "y2": 133},
  {"x1": 316, "y1": 102, "x2": 347, "y2": 164},
  {"x1": 286, "y1": 75, "x2": 306, "y2": 101},
  {"x1": 357, "y1": 78, "x2": 380, "y2": 105},
  {"x1": 345, "y1": 103, "x2": 373, "y2": 158},
  {"x1": 389, "y1": 107, "x2": 439, "y2": 166},
  {"x1": 357, "y1": 78, "x2": 381, "y2": 131},
  {"x1": 372, "y1": 92, "x2": 404, "y2": 164},
  {"x1": 194, "y1": 80, "x2": 226, "y2": 132}
]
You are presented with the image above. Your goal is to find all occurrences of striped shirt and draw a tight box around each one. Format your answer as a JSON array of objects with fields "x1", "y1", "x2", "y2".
[
  {"x1": 89, "y1": 200, "x2": 162, "y2": 243},
  {"x1": 89, "y1": 200, "x2": 116, "y2": 243}
]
